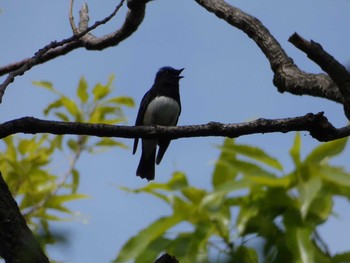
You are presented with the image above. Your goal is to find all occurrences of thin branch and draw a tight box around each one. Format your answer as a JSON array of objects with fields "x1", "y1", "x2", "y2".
[
  {"x1": 289, "y1": 33, "x2": 350, "y2": 119},
  {"x1": 194, "y1": 0, "x2": 343, "y2": 104},
  {"x1": 0, "y1": 0, "x2": 149, "y2": 77},
  {"x1": 0, "y1": 113, "x2": 347, "y2": 142},
  {"x1": 0, "y1": 0, "x2": 126, "y2": 103}
]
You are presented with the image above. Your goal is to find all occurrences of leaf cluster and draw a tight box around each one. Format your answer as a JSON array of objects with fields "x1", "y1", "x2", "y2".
[
  {"x1": 116, "y1": 134, "x2": 350, "y2": 263},
  {"x1": 0, "y1": 76, "x2": 134, "y2": 256}
]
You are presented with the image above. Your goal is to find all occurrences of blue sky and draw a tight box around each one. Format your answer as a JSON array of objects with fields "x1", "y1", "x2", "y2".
[{"x1": 0, "y1": 0, "x2": 350, "y2": 262}]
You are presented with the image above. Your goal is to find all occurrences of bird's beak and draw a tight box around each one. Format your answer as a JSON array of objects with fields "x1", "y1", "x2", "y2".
[{"x1": 177, "y1": 68, "x2": 185, "y2": 79}]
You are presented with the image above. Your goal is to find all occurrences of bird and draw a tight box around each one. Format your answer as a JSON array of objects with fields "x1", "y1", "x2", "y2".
[{"x1": 133, "y1": 66, "x2": 184, "y2": 181}]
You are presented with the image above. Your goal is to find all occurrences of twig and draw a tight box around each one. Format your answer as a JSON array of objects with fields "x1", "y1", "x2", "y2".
[
  {"x1": 69, "y1": 0, "x2": 78, "y2": 34},
  {"x1": 0, "y1": 0, "x2": 150, "y2": 77},
  {"x1": 0, "y1": 0, "x2": 126, "y2": 102},
  {"x1": 0, "y1": 113, "x2": 347, "y2": 142}
]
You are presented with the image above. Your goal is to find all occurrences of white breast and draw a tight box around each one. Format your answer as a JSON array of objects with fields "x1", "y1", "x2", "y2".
[{"x1": 143, "y1": 96, "x2": 180, "y2": 126}]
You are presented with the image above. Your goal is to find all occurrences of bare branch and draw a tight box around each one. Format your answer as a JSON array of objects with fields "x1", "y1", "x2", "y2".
[
  {"x1": 0, "y1": 0, "x2": 127, "y2": 103},
  {"x1": 194, "y1": 0, "x2": 343, "y2": 104},
  {"x1": 0, "y1": 0, "x2": 150, "y2": 102},
  {"x1": 69, "y1": 0, "x2": 78, "y2": 34},
  {"x1": 0, "y1": 113, "x2": 347, "y2": 142},
  {"x1": 289, "y1": 33, "x2": 350, "y2": 119}
]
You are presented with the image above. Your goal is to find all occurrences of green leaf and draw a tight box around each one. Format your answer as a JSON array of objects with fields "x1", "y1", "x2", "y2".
[
  {"x1": 213, "y1": 138, "x2": 238, "y2": 188},
  {"x1": 43, "y1": 99, "x2": 63, "y2": 116},
  {"x1": 77, "y1": 77, "x2": 89, "y2": 103},
  {"x1": 290, "y1": 133, "x2": 301, "y2": 166},
  {"x1": 46, "y1": 194, "x2": 87, "y2": 213},
  {"x1": 71, "y1": 169, "x2": 80, "y2": 194},
  {"x1": 134, "y1": 237, "x2": 172, "y2": 263},
  {"x1": 54, "y1": 112, "x2": 70, "y2": 122},
  {"x1": 93, "y1": 83, "x2": 110, "y2": 102},
  {"x1": 296, "y1": 227, "x2": 314, "y2": 263},
  {"x1": 236, "y1": 205, "x2": 259, "y2": 235},
  {"x1": 333, "y1": 252, "x2": 350, "y2": 262},
  {"x1": 318, "y1": 165, "x2": 350, "y2": 187},
  {"x1": 114, "y1": 215, "x2": 183, "y2": 263},
  {"x1": 61, "y1": 97, "x2": 81, "y2": 121},
  {"x1": 94, "y1": 138, "x2": 128, "y2": 149},
  {"x1": 168, "y1": 171, "x2": 188, "y2": 190},
  {"x1": 244, "y1": 174, "x2": 292, "y2": 187},
  {"x1": 299, "y1": 176, "x2": 322, "y2": 219},
  {"x1": 32, "y1": 80, "x2": 54, "y2": 91},
  {"x1": 307, "y1": 191, "x2": 332, "y2": 223},
  {"x1": 18, "y1": 139, "x2": 34, "y2": 155},
  {"x1": 305, "y1": 138, "x2": 347, "y2": 164},
  {"x1": 235, "y1": 246, "x2": 259, "y2": 263},
  {"x1": 181, "y1": 187, "x2": 206, "y2": 204},
  {"x1": 67, "y1": 139, "x2": 79, "y2": 151},
  {"x1": 107, "y1": 96, "x2": 135, "y2": 107},
  {"x1": 221, "y1": 143, "x2": 283, "y2": 171},
  {"x1": 182, "y1": 222, "x2": 212, "y2": 262}
]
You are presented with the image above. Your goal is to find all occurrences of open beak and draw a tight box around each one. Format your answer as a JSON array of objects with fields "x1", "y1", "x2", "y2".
[{"x1": 177, "y1": 68, "x2": 185, "y2": 79}]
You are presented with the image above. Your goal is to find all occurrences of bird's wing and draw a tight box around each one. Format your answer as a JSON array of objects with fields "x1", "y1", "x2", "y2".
[{"x1": 133, "y1": 88, "x2": 154, "y2": 154}]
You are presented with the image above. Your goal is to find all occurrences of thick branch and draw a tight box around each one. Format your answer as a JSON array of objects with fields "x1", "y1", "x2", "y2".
[
  {"x1": 194, "y1": 0, "x2": 343, "y2": 103},
  {"x1": 0, "y1": 113, "x2": 347, "y2": 142},
  {"x1": 289, "y1": 33, "x2": 350, "y2": 119},
  {"x1": 0, "y1": 172, "x2": 49, "y2": 263}
]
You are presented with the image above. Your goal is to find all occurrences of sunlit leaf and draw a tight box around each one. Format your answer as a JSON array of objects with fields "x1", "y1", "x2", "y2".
[
  {"x1": 168, "y1": 172, "x2": 188, "y2": 190},
  {"x1": 93, "y1": 83, "x2": 110, "y2": 102},
  {"x1": 181, "y1": 186, "x2": 206, "y2": 204},
  {"x1": 77, "y1": 77, "x2": 89, "y2": 103},
  {"x1": 318, "y1": 165, "x2": 350, "y2": 187},
  {"x1": 94, "y1": 138, "x2": 128, "y2": 149},
  {"x1": 54, "y1": 112, "x2": 70, "y2": 122},
  {"x1": 71, "y1": 169, "x2": 80, "y2": 194},
  {"x1": 299, "y1": 176, "x2": 322, "y2": 219},
  {"x1": 296, "y1": 227, "x2": 314, "y2": 263},
  {"x1": 305, "y1": 138, "x2": 347, "y2": 164},
  {"x1": 114, "y1": 215, "x2": 183, "y2": 263},
  {"x1": 106, "y1": 97, "x2": 135, "y2": 107},
  {"x1": 290, "y1": 133, "x2": 301, "y2": 166},
  {"x1": 220, "y1": 143, "x2": 283, "y2": 171},
  {"x1": 61, "y1": 97, "x2": 81, "y2": 121},
  {"x1": 244, "y1": 174, "x2": 292, "y2": 187},
  {"x1": 43, "y1": 99, "x2": 63, "y2": 116},
  {"x1": 213, "y1": 138, "x2": 238, "y2": 188},
  {"x1": 32, "y1": 81, "x2": 54, "y2": 91}
]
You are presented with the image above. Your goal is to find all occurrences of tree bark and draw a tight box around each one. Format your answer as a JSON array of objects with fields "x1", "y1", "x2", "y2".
[{"x1": 0, "y1": 172, "x2": 49, "y2": 263}]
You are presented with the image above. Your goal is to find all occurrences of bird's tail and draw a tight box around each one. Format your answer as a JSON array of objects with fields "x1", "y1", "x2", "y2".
[{"x1": 136, "y1": 150, "x2": 156, "y2": 181}]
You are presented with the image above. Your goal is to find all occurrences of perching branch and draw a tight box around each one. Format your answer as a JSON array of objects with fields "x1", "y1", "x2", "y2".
[
  {"x1": 194, "y1": 0, "x2": 344, "y2": 104},
  {"x1": 0, "y1": 113, "x2": 348, "y2": 142},
  {"x1": 0, "y1": 172, "x2": 49, "y2": 263}
]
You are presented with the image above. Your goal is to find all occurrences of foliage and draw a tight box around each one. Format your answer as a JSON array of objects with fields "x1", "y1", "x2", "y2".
[
  {"x1": 116, "y1": 134, "x2": 350, "y2": 263},
  {"x1": 0, "y1": 76, "x2": 133, "y2": 254}
]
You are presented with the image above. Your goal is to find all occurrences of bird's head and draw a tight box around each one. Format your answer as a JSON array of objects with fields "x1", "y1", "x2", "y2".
[{"x1": 155, "y1": 66, "x2": 184, "y2": 84}]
